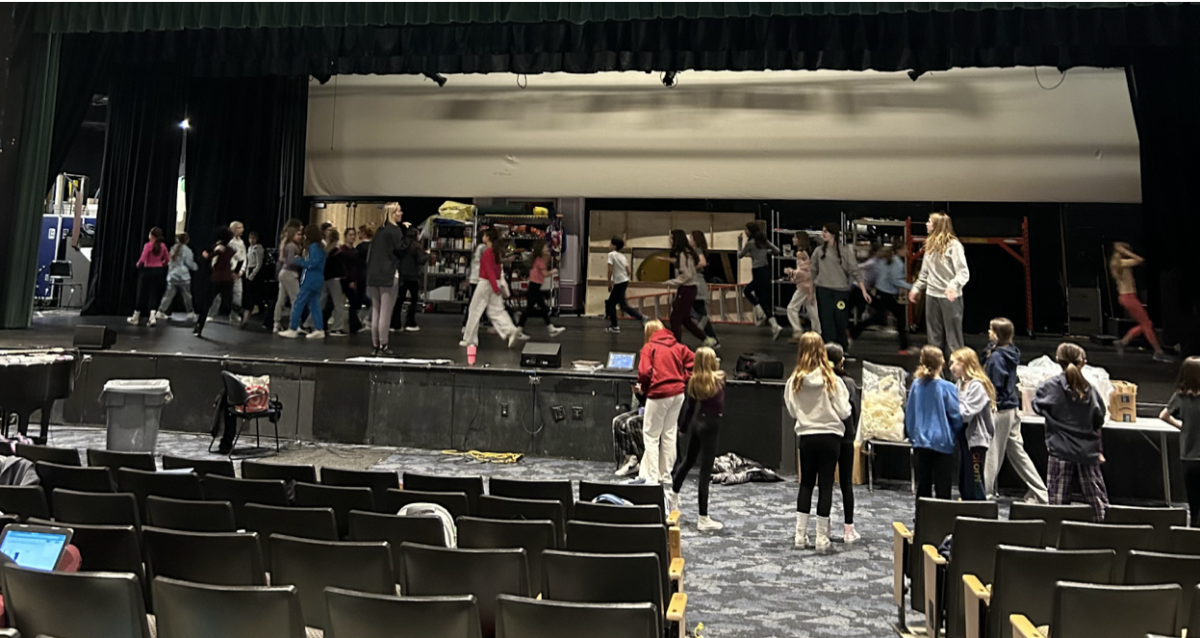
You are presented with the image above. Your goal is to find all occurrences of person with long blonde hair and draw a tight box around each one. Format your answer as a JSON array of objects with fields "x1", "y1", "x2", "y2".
[
  {"x1": 636, "y1": 319, "x2": 695, "y2": 485},
  {"x1": 950, "y1": 348, "x2": 996, "y2": 500},
  {"x1": 785, "y1": 332, "x2": 851, "y2": 550},
  {"x1": 667, "y1": 346, "x2": 726, "y2": 532},
  {"x1": 909, "y1": 212, "x2": 970, "y2": 356},
  {"x1": 905, "y1": 345, "x2": 964, "y2": 503}
]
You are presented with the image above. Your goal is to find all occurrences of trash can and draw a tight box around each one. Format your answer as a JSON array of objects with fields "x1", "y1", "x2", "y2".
[{"x1": 101, "y1": 379, "x2": 173, "y2": 452}]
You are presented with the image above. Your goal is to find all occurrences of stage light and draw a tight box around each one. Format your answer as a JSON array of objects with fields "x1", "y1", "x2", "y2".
[
  {"x1": 907, "y1": 69, "x2": 925, "y2": 82},
  {"x1": 179, "y1": 119, "x2": 190, "y2": 130},
  {"x1": 661, "y1": 71, "x2": 677, "y2": 88},
  {"x1": 423, "y1": 73, "x2": 448, "y2": 87}
]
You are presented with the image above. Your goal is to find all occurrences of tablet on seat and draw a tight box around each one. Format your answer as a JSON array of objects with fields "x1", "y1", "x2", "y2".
[{"x1": 0, "y1": 523, "x2": 73, "y2": 571}]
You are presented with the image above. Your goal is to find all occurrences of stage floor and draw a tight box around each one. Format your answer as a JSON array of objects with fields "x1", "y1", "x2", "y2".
[{"x1": 4, "y1": 309, "x2": 1179, "y2": 410}]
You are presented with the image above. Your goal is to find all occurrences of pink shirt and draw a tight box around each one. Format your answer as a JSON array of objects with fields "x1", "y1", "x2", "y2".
[
  {"x1": 480, "y1": 247, "x2": 503, "y2": 294},
  {"x1": 137, "y1": 241, "x2": 169, "y2": 268},
  {"x1": 529, "y1": 257, "x2": 548, "y2": 285},
  {"x1": 790, "y1": 254, "x2": 814, "y2": 296}
]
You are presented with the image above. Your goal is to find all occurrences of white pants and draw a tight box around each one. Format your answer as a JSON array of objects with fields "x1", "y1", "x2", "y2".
[
  {"x1": 786, "y1": 288, "x2": 821, "y2": 334},
  {"x1": 640, "y1": 393, "x2": 684, "y2": 484},
  {"x1": 462, "y1": 281, "x2": 517, "y2": 347},
  {"x1": 273, "y1": 270, "x2": 300, "y2": 325},
  {"x1": 984, "y1": 408, "x2": 1049, "y2": 503},
  {"x1": 233, "y1": 278, "x2": 244, "y2": 308}
]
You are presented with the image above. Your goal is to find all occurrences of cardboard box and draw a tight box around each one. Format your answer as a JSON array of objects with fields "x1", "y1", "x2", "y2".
[{"x1": 1110, "y1": 381, "x2": 1137, "y2": 423}]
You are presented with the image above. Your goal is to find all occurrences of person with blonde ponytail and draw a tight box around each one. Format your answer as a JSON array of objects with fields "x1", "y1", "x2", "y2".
[
  {"x1": 909, "y1": 212, "x2": 970, "y2": 356},
  {"x1": 667, "y1": 346, "x2": 726, "y2": 532},
  {"x1": 1033, "y1": 342, "x2": 1108, "y2": 520},
  {"x1": 950, "y1": 348, "x2": 996, "y2": 500},
  {"x1": 905, "y1": 345, "x2": 964, "y2": 503},
  {"x1": 785, "y1": 333, "x2": 851, "y2": 550}
]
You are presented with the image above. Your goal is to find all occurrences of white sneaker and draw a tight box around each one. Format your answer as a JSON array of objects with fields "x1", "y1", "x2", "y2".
[
  {"x1": 185, "y1": 312, "x2": 196, "y2": 322},
  {"x1": 814, "y1": 516, "x2": 832, "y2": 550},
  {"x1": 667, "y1": 490, "x2": 681, "y2": 514},
  {"x1": 697, "y1": 515, "x2": 724, "y2": 531},
  {"x1": 548, "y1": 325, "x2": 566, "y2": 337},
  {"x1": 771, "y1": 321, "x2": 783, "y2": 340},
  {"x1": 753, "y1": 305, "x2": 766, "y2": 326},
  {"x1": 516, "y1": 331, "x2": 532, "y2": 341},
  {"x1": 307, "y1": 330, "x2": 326, "y2": 340},
  {"x1": 843, "y1": 524, "x2": 861, "y2": 544},
  {"x1": 148, "y1": 314, "x2": 157, "y2": 327},
  {"x1": 154, "y1": 311, "x2": 168, "y2": 320},
  {"x1": 328, "y1": 330, "x2": 348, "y2": 337},
  {"x1": 273, "y1": 323, "x2": 284, "y2": 333},
  {"x1": 794, "y1": 512, "x2": 809, "y2": 548},
  {"x1": 278, "y1": 329, "x2": 301, "y2": 339},
  {"x1": 605, "y1": 326, "x2": 621, "y2": 334},
  {"x1": 126, "y1": 312, "x2": 140, "y2": 325},
  {"x1": 458, "y1": 340, "x2": 472, "y2": 347},
  {"x1": 405, "y1": 326, "x2": 421, "y2": 332},
  {"x1": 507, "y1": 332, "x2": 519, "y2": 348},
  {"x1": 614, "y1": 455, "x2": 639, "y2": 477}
]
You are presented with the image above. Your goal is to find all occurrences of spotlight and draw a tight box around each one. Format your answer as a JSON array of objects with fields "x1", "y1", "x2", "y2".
[
  {"x1": 178, "y1": 119, "x2": 190, "y2": 130},
  {"x1": 907, "y1": 69, "x2": 925, "y2": 82},
  {"x1": 661, "y1": 71, "x2": 677, "y2": 88},
  {"x1": 423, "y1": 73, "x2": 448, "y2": 88}
]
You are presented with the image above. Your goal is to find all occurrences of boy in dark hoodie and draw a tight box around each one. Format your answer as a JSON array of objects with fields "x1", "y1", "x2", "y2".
[{"x1": 981, "y1": 318, "x2": 1049, "y2": 503}]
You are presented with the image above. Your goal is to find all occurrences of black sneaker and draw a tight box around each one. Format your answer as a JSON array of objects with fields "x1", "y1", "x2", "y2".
[{"x1": 605, "y1": 326, "x2": 621, "y2": 334}]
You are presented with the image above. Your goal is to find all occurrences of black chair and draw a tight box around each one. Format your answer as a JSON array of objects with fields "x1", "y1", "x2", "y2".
[
  {"x1": 488, "y1": 478, "x2": 575, "y2": 520},
  {"x1": 0, "y1": 485, "x2": 49, "y2": 520},
  {"x1": 1124, "y1": 550, "x2": 1200, "y2": 629},
  {"x1": 15, "y1": 443, "x2": 80, "y2": 466},
  {"x1": 86, "y1": 448, "x2": 157, "y2": 472},
  {"x1": 348, "y1": 510, "x2": 449, "y2": 580},
  {"x1": 27, "y1": 518, "x2": 145, "y2": 586},
  {"x1": 401, "y1": 543, "x2": 529, "y2": 638},
  {"x1": 211, "y1": 370, "x2": 280, "y2": 457},
  {"x1": 565, "y1": 521, "x2": 677, "y2": 603},
  {"x1": 143, "y1": 525, "x2": 267, "y2": 586},
  {"x1": 495, "y1": 595, "x2": 659, "y2": 638},
  {"x1": 578, "y1": 481, "x2": 665, "y2": 519},
  {"x1": 1168, "y1": 526, "x2": 1200, "y2": 556},
  {"x1": 3, "y1": 564, "x2": 152, "y2": 638},
  {"x1": 478, "y1": 495, "x2": 566, "y2": 544},
  {"x1": 324, "y1": 588, "x2": 483, "y2": 638},
  {"x1": 152, "y1": 576, "x2": 306, "y2": 638},
  {"x1": 161, "y1": 454, "x2": 236, "y2": 477},
  {"x1": 1058, "y1": 521, "x2": 1157, "y2": 581},
  {"x1": 269, "y1": 534, "x2": 395, "y2": 631},
  {"x1": 293, "y1": 482, "x2": 374, "y2": 538},
  {"x1": 1011, "y1": 583, "x2": 1181, "y2": 638},
  {"x1": 51, "y1": 488, "x2": 140, "y2": 527},
  {"x1": 241, "y1": 503, "x2": 338, "y2": 567},
  {"x1": 573, "y1": 501, "x2": 664, "y2": 526},
  {"x1": 320, "y1": 467, "x2": 400, "y2": 508},
  {"x1": 542, "y1": 550, "x2": 679, "y2": 637},
  {"x1": 1105, "y1": 505, "x2": 1189, "y2": 550},
  {"x1": 383, "y1": 488, "x2": 470, "y2": 521},
  {"x1": 458, "y1": 517, "x2": 557, "y2": 593},
  {"x1": 240, "y1": 459, "x2": 318, "y2": 484},
  {"x1": 145, "y1": 495, "x2": 237, "y2": 532},
  {"x1": 402, "y1": 473, "x2": 484, "y2": 515},
  {"x1": 202, "y1": 474, "x2": 289, "y2": 527},
  {"x1": 1009, "y1": 502, "x2": 1095, "y2": 547},
  {"x1": 116, "y1": 467, "x2": 203, "y2": 520},
  {"x1": 35, "y1": 461, "x2": 114, "y2": 494}
]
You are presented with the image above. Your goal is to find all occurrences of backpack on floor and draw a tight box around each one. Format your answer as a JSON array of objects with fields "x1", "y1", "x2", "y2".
[
  {"x1": 398, "y1": 502, "x2": 457, "y2": 547},
  {"x1": 735, "y1": 352, "x2": 784, "y2": 380}
]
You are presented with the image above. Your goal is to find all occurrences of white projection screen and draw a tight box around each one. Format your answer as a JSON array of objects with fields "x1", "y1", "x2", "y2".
[{"x1": 305, "y1": 67, "x2": 1140, "y2": 203}]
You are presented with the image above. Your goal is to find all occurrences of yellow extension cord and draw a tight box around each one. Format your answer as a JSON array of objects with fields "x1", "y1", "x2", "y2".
[{"x1": 439, "y1": 450, "x2": 524, "y2": 464}]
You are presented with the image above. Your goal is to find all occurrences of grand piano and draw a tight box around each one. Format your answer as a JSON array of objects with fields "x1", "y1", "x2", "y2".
[{"x1": 0, "y1": 349, "x2": 76, "y2": 443}]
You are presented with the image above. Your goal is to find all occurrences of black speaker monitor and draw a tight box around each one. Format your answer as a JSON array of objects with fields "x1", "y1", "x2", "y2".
[
  {"x1": 521, "y1": 342, "x2": 562, "y2": 369},
  {"x1": 73, "y1": 325, "x2": 116, "y2": 350}
]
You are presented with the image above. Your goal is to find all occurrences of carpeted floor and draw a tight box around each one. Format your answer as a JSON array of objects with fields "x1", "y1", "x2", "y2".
[{"x1": 43, "y1": 426, "x2": 921, "y2": 638}]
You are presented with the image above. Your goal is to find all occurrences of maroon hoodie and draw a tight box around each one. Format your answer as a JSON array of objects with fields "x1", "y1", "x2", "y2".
[{"x1": 637, "y1": 329, "x2": 695, "y2": 399}]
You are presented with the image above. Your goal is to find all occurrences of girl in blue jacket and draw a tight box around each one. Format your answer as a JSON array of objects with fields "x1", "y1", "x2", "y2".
[
  {"x1": 279, "y1": 225, "x2": 328, "y2": 340},
  {"x1": 905, "y1": 345, "x2": 963, "y2": 503}
]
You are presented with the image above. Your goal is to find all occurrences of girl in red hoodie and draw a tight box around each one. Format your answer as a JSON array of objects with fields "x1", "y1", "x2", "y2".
[{"x1": 637, "y1": 319, "x2": 695, "y2": 484}]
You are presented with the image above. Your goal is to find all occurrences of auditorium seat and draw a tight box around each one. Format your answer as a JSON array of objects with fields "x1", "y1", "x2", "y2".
[
  {"x1": 1124, "y1": 550, "x2": 1200, "y2": 628},
  {"x1": 348, "y1": 510, "x2": 449, "y2": 580},
  {"x1": 153, "y1": 576, "x2": 306, "y2": 638},
  {"x1": 963, "y1": 546, "x2": 1114, "y2": 638},
  {"x1": 0, "y1": 485, "x2": 49, "y2": 520},
  {"x1": 458, "y1": 517, "x2": 557, "y2": 592},
  {"x1": 383, "y1": 488, "x2": 469, "y2": 521},
  {"x1": 161, "y1": 454, "x2": 236, "y2": 477},
  {"x1": 202, "y1": 474, "x2": 290, "y2": 526},
  {"x1": 1008, "y1": 502, "x2": 1094, "y2": 547},
  {"x1": 1169, "y1": 526, "x2": 1200, "y2": 556},
  {"x1": 241, "y1": 503, "x2": 338, "y2": 567},
  {"x1": 1058, "y1": 521, "x2": 1156, "y2": 581},
  {"x1": 495, "y1": 595, "x2": 660, "y2": 638},
  {"x1": 402, "y1": 473, "x2": 484, "y2": 515},
  {"x1": 143, "y1": 526, "x2": 267, "y2": 587},
  {"x1": 3, "y1": 564, "x2": 151, "y2": 638},
  {"x1": 240, "y1": 459, "x2": 318, "y2": 484},
  {"x1": 578, "y1": 481, "x2": 669, "y2": 521},
  {"x1": 293, "y1": 482, "x2": 374, "y2": 538},
  {"x1": 16, "y1": 443, "x2": 80, "y2": 466},
  {"x1": 488, "y1": 478, "x2": 575, "y2": 519},
  {"x1": 1010, "y1": 583, "x2": 1180, "y2": 638},
  {"x1": 145, "y1": 496, "x2": 236, "y2": 532},
  {"x1": 573, "y1": 501, "x2": 664, "y2": 526},
  {"x1": 36, "y1": 461, "x2": 114, "y2": 494},
  {"x1": 87, "y1": 448, "x2": 157, "y2": 473},
  {"x1": 478, "y1": 495, "x2": 566, "y2": 544},
  {"x1": 116, "y1": 468, "x2": 203, "y2": 520},
  {"x1": 27, "y1": 518, "x2": 144, "y2": 584},
  {"x1": 922, "y1": 517, "x2": 1044, "y2": 638},
  {"x1": 320, "y1": 467, "x2": 400, "y2": 507},
  {"x1": 566, "y1": 521, "x2": 680, "y2": 598},
  {"x1": 401, "y1": 543, "x2": 529, "y2": 638},
  {"x1": 324, "y1": 588, "x2": 483, "y2": 638},
  {"x1": 52, "y1": 488, "x2": 140, "y2": 527},
  {"x1": 269, "y1": 534, "x2": 395, "y2": 631},
  {"x1": 542, "y1": 550, "x2": 684, "y2": 637},
  {"x1": 1105, "y1": 505, "x2": 1189, "y2": 550}
]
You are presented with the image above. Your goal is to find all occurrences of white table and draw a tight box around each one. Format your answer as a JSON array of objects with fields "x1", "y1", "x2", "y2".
[{"x1": 1021, "y1": 414, "x2": 1178, "y2": 506}]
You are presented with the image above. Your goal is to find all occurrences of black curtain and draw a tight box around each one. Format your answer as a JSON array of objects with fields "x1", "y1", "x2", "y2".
[
  {"x1": 1126, "y1": 47, "x2": 1200, "y2": 356},
  {"x1": 81, "y1": 66, "x2": 187, "y2": 316},
  {"x1": 184, "y1": 75, "x2": 308, "y2": 253},
  {"x1": 47, "y1": 33, "x2": 113, "y2": 181}
]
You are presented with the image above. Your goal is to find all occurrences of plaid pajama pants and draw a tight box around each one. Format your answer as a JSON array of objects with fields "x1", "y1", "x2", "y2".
[{"x1": 1047, "y1": 456, "x2": 1109, "y2": 522}]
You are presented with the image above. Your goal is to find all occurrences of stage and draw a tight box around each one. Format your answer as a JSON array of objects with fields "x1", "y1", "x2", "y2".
[{"x1": 1, "y1": 310, "x2": 1184, "y2": 502}]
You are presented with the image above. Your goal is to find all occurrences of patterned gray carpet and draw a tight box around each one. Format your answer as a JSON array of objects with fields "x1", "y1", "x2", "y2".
[{"x1": 44, "y1": 426, "x2": 915, "y2": 638}]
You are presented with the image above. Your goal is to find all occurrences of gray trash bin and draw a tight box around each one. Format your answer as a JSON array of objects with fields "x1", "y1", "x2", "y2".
[{"x1": 101, "y1": 379, "x2": 173, "y2": 452}]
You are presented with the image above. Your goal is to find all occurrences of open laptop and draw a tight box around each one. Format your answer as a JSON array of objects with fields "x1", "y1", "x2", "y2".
[
  {"x1": 0, "y1": 523, "x2": 73, "y2": 571},
  {"x1": 605, "y1": 352, "x2": 637, "y2": 372}
]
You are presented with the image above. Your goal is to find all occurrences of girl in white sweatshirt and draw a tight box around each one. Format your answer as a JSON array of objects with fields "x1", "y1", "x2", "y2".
[{"x1": 785, "y1": 332, "x2": 851, "y2": 550}]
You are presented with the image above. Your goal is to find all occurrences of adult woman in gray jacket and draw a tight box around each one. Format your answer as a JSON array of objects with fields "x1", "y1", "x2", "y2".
[
  {"x1": 811, "y1": 223, "x2": 870, "y2": 349},
  {"x1": 364, "y1": 203, "x2": 407, "y2": 355}
]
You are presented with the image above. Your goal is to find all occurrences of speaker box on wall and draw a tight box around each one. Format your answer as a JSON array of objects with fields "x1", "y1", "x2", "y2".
[{"x1": 73, "y1": 325, "x2": 116, "y2": 350}]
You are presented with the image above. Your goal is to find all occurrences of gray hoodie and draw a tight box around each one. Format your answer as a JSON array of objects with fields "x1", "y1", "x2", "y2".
[
  {"x1": 737, "y1": 239, "x2": 781, "y2": 269},
  {"x1": 958, "y1": 379, "x2": 996, "y2": 449},
  {"x1": 785, "y1": 369, "x2": 851, "y2": 438},
  {"x1": 810, "y1": 244, "x2": 862, "y2": 291}
]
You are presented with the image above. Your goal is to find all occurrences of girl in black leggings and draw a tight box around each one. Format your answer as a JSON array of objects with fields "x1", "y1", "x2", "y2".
[
  {"x1": 826, "y1": 342, "x2": 862, "y2": 543},
  {"x1": 668, "y1": 346, "x2": 725, "y2": 531}
]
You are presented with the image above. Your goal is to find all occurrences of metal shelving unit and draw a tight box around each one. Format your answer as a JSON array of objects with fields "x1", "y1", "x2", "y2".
[
  {"x1": 484, "y1": 213, "x2": 558, "y2": 314},
  {"x1": 423, "y1": 217, "x2": 478, "y2": 312}
]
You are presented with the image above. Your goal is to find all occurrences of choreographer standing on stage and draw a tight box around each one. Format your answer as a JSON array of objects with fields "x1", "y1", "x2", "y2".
[
  {"x1": 273, "y1": 221, "x2": 303, "y2": 333},
  {"x1": 604, "y1": 236, "x2": 644, "y2": 333},
  {"x1": 850, "y1": 244, "x2": 910, "y2": 353},
  {"x1": 909, "y1": 212, "x2": 970, "y2": 357},
  {"x1": 690, "y1": 231, "x2": 721, "y2": 347},
  {"x1": 661, "y1": 230, "x2": 711, "y2": 347},
  {"x1": 637, "y1": 319, "x2": 694, "y2": 485},
  {"x1": 811, "y1": 223, "x2": 870, "y2": 350},
  {"x1": 982, "y1": 317, "x2": 1049, "y2": 502},
  {"x1": 517, "y1": 239, "x2": 565, "y2": 338},
  {"x1": 462, "y1": 229, "x2": 521, "y2": 349},
  {"x1": 1161, "y1": 357, "x2": 1200, "y2": 524},
  {"x1": 785, "y1": 233, "x2": 820, "y2": 339},
  {"x1": 738, "y1": 222, "x2": 783, "y2": 339},
  {"x1": 364, "y1": 203, "x2": 405, "y2": 355},
  {"x1": 1110, "y1": 241, "x2": 1173, "y2": 362},
  {"x1": 668, "y1": 345, "x2": 725, "y2": 532},
  {"x1": 129, "y1": 227, "x2": 169, "y2": 327}
]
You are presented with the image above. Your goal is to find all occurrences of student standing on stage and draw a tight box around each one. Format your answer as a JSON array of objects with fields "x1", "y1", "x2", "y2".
[
  {"x1": 982, "y1": 317, "x2": 1049, "y2": 503},
  {"x1": 1111, "y1": 242, "x2": 1173, "y2": 362},
  {"x1": 662, "y1": 229, "x2": 711, "y2": 347},
  {"x1": 238, "y1": 231, "x2": 265, "y2": 328},
  {"x1": 905, "y1": 345, "x2": 964, "y2": 503},
  {"x1": 193, "y1": 227, "x2": 237, "y2": 337},
  {"x1": 462, "y1": 229, "x2": 521, "y2": 349},
  {"x1": 157, "y1": 232, "x2": 197, "y2": 321},
  {"x1": 517, "y1": 239, "x2": 565, "y2": 337},
  {"x1": 273, "y1": 221, "x2": 303, "y2": 333},
  {"x1": 738, "y1": 221, "x2": 783, "y2": 339},
  {"x1": 668, "y1": 346, "x2": 725, "y2": 532},
  {"x1": 605, "y1": 236, "x2": 644, "y2": 333},
  {"x1": 689, "y1": 231, "x2": 721, "y2": 347},
  {"x1": 786, "y1": 332, "x2": 851, "y2": 550},
  {"x1": 365, "y1": 203, "x2": 406, "y2": 355},
  {"x1": 785, "y1": 233, "x2": 820, "y2": 339},
  {"x1": 339, "y1": 227, "x2": 363, "y2": 334},
  {"x1": 129, "y1": 227, "x2": 169, "y2": 326},
  {"x1": 826, "y1": 343, "x2": 861, "y2": 543},
  {"x1": 637, "y1": 319, "x2": 694, "y2": 485},
  {"x1": 909, "y1": 212, "x2": 970, "y2": 357},
  {"x1": 1161, "y1": 357, "x2": 1200, "y2": 524},
  {"x1": 279, "y1": 225, "x2": 328, "y2": 340},
  {"x1": 463, "y1": 228, "x2": 492, "y2": 331},
  {"x1": 850, "y1": 244, "x2": 911, "y2": 353},
  {"x1": 321, "y1": 229, "x2": 349, "y2": 336},
  {"x1": 228, "y1": 221, "x2": 247, "y2": 322},
  {"x1": 811, "y1": 223, "x2": 870, "y2": 350},
  {"x1": 398, "y1": 225, "x2": 428, "y2": 332},
  {"x1": 1033, "y1": 343, "x2": 1109, "y2": 521},
  {"x1": 355, "y1": 225, "x2": 373, "y2": 329},
  {"x1": 950, "y1": 348, "x2": 996, "y2": 501}
]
